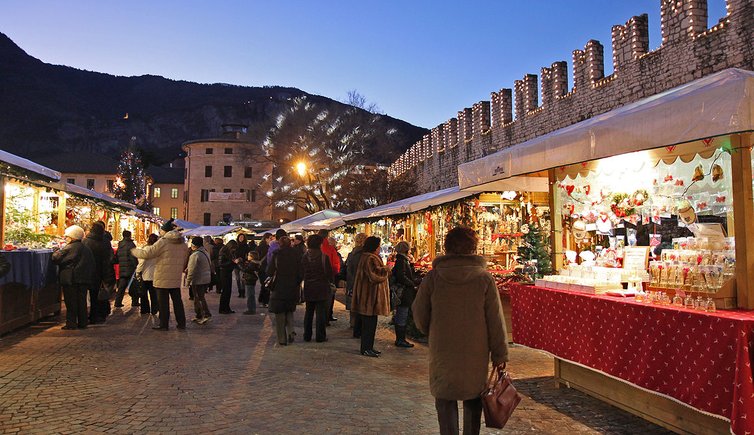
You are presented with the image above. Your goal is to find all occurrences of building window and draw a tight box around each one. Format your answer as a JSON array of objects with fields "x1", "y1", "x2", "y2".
[
  {"x1": 206, "y1": 148, "x2": 213, "y2": 154},
  {"x1": 242, "y1": 213, "x2": 252, "y2": 219},
  {"x1": 205, "y1": 166, "x2": 212, "y2": 177},
  {"x1": 154, "y1": 187, "x2": 161, "y2": 198},
  {"x1": 67, "y1": 178, "x2": 75, "y2": 184},
  {"x1": 251, "y1": 189, "x2": 256, "y2": 202},
  {"x1": 244, "y1": 167, "x2": 252, "y2": 178},
  {"x1": 170, "y1": 208, "x2": 178, "y2": 219},
  {"x1": 87, "y1": 179, "x2": 95, "y2": 190},
  {"x1": 170, "y1": 188, "x2": 178, "y2": 199},
  {"x1": 222, "y1": 213, "x2": 232, "y2": 223},
  {"x1": 224, "y1": 166, "x2": 232, "y2": 177},
  {"x1": 203, "y1": 213, "x2": 211, "y2": 226},
  {"x1": 223, "y1": 188, "x2": 231, "y2": 193},
  {"x1": 153, "y1": 207, "x2": 161, "y2": 216},
  {"x1": 201, "y1": 189, "x2": 209, "y2": 202},
  {"x1": 106, "y1": 180, "x2": 115, "y2": 192},
  {"x1": 224, "y1": 148, "x2": 233, "y2": 154}
]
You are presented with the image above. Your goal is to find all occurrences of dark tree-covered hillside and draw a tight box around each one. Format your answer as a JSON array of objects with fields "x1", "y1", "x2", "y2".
[{"x1": 0, "y1": 32, "x2": 427, "y2": 166}]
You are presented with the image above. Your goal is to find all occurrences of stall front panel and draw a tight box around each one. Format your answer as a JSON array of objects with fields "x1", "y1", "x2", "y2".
[{"x1": 510, "y1": 283, "x2": 754, "y2": 435}]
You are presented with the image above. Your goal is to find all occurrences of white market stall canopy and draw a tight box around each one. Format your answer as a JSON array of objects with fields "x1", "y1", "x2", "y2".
[
  {"x1": 173, "y1": 219, "x2": 200, "y2": 230},
  {"x1": 302, "y1": 216, "x2": 347, "y2": 231},
  {"x1": 281, "y1": 209, "x2": 344, "y2": 233},
  {"x1": 182, "y1": 226, "x2": 242, "y2": 237},
  {"x1": 458, "y1": 68, "x2": 754, "y2": 190},
  {"x1": 342, "y1": 186, "x2": 473, "y2": 223},
  {"x1": 0, "y1": 149, "x2": 61, "y2": 182}
]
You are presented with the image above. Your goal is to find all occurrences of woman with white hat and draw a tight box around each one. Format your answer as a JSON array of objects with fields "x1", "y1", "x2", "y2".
[{"x1": 52, "y1": 225, "x2": 96, "y2": 330}]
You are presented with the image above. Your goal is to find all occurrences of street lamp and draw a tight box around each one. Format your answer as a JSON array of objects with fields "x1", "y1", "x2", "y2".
[{"x1": 295, "y1": 161, "x2": 307, "y2": 177}]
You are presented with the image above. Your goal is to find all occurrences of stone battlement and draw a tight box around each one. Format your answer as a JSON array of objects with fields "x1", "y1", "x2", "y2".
[{"x1": 390, "y1": 0, "x2": 754, "y2": 193}]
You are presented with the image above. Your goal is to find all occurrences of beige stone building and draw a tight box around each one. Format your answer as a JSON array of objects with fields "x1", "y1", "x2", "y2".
[
  {"x1": 147, "y1": 166, "x2": 185, "y2": 221},
  {"x1": 34, "y1": 151, "x2": 119, "y2": 195},
  {"x1": 183, "y1": 124, "x2": 278, "y2": 226}
]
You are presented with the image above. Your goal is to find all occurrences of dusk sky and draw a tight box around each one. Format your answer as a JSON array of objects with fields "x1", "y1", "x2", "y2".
[{"x1": 1, "y1": 1, "x2": 728, "y2": 129}]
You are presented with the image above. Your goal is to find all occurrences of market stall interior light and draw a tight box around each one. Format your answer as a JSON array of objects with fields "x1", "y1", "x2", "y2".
[
  {"x1": 501, "y1": 191, "x2": 517, "y2": 201},
  {"x1": 594, "y1": 151, "x2": 653, "y2": 193}
]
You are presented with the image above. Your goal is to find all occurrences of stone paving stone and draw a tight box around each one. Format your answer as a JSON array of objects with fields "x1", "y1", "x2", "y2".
[{"x1": 0, "y1": 286, "x2": 674, "y2": 434}]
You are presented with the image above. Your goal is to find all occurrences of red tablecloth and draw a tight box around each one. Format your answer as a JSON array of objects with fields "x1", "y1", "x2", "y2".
[{"x1": 510, "y1": 284, "x2": 754, "y2": 435}]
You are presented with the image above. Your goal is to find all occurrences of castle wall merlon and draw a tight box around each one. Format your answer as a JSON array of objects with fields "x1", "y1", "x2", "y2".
[
  {"x1": 661, "y1": 0, "x2": 708, "y2": 45},
  {"x1": 612, "y1": 14, "x2": 650, "y2": 72},
  {"x1": 472, "y1": 101, "x2": 491, "y2": 139}
]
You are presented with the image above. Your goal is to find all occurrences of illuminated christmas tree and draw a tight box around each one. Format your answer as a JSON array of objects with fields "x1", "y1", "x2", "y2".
[
  {"x1": 516, "y1": 222, "x2": 552, "y2": 280},
  {"x1": 113, "y1": 138, "x2": 150, "y2": 210}
]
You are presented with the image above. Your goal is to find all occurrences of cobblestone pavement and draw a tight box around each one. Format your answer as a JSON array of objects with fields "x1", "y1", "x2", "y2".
[{"x1": 0, "y1": 287, "x2": 672, "y2": 434}]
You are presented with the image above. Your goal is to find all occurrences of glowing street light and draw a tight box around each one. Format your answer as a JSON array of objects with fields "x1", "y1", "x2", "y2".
[{"x1": 295, "y1": 161, "x2": 308, "y2": 177}]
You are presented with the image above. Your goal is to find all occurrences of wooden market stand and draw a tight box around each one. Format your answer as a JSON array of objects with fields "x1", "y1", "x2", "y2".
[{"x1": 456, "y1": 69, "x2": 754, "y2": 434}]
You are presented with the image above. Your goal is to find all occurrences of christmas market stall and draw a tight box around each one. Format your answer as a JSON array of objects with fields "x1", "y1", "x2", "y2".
[
  {"x1": 64, "y1": 183, "x2": 162, "y2": 245},
  {"x1": 281, "y1": 209, "x2": 344, "y2": 234},
  {"x1": 457, "y1": 68, "x2": 754, "y2": 435},
  {"x1": 0, "y1": 150, "x2": 64, "y2": 335}
]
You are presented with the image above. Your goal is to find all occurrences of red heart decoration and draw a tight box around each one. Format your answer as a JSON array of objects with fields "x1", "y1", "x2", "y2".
[
  {"x1": 584, "y1": 185, "x2": 591, "y2": 196},
  {"x1": 702, "y1": 137, "x2": 714, "y2": 147},
  {"x1": 666, "y1": 145, "x2": 677, "y2": 153},
  {"x1": 566, "y1": 185, "x2": 575, "y2": 196}
]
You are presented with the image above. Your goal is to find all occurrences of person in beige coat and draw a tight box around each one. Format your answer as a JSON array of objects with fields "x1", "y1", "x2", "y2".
[
  {"x1": 412, "y1": 226, "x2": 509, "y2": 435},
  {"x1": 131, "y1": 219, "x2": 189, "y2": 330},
  {"x1": 351, "y1": 236, "x2": 390, "y2": 357}
]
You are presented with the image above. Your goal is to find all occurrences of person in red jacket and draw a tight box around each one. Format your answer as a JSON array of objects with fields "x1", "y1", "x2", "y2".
[{"x1": 318, "y1": 230, "x2": 340, "y2": 322}]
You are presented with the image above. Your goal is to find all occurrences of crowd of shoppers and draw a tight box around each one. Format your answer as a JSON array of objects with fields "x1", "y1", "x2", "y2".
[{"x1": 52, "y1": 220, "x2": 509, "y2": 433}]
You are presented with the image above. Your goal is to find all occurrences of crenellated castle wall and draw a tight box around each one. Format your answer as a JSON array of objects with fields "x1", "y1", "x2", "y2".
[{"x1": 389, "y1": 0, "x2": 754, "y2": 193}]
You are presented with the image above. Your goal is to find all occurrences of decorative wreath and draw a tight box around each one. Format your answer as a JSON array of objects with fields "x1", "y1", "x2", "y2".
[
  {"x1": 631, "y1": 189, "x2": 649, "y2": 207},
  {"x1": 610, "y1": 192, "x2": 636, "y2": 218}
]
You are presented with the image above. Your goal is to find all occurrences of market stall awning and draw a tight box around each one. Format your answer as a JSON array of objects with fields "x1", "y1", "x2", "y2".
[
  {"x1": 302, "y1": 216, "x2": 347, "y2": 231},
  {"x1": 458, "y1": 68, "x2": 754, "y2": 190},
  {"x1": 64, "y1": 183, "x2": 137, "y2": 212},
  {"x1": 281, "y1": 209, "x2": 344, "y2": 233},
  {"x1": 182, "y1": 226, "x2": 242, "y2": 237},
  {"x1": 173, "y1": 219, "x2": 200, "y2": 230},
  {"x1": 0, "y1": 150, "x2": 61, "y2": 182},
  {"x1": 342, "y1": 186, "x2": 477, "y2": 223}
]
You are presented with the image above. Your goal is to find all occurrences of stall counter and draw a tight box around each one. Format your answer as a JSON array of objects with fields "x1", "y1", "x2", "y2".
[
  {"x1": 0, "y1": 249, "x2": 60, "y2": 335},
  {"x1": 509, "y1": 283, "x2": 754, "y2": 435}
]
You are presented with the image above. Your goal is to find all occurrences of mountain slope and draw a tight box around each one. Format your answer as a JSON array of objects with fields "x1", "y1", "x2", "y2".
[{"x1": 0, "y1": 32, "x2": 427, "y2": 165}]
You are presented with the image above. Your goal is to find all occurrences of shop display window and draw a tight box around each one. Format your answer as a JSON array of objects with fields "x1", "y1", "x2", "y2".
[
  {"x1": 3, "y1": 182, "x2": 61, "y2": 248},
  {"x1": 550, "y1": 139, "x2": 736, "y2": 301}
]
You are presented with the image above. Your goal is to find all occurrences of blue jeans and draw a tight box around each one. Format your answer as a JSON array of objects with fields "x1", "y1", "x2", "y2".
[
  {"x1": 394, "y1": 306, "x2": 409, "y2": 327},
  {"x1": 246, "y1": 283, "x2": 257, "y2": 313}
]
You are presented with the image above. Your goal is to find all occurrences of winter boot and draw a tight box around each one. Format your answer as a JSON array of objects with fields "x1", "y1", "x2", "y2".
[{"x1": 395, "y1": 326, "x2": 414, "y2": 348}]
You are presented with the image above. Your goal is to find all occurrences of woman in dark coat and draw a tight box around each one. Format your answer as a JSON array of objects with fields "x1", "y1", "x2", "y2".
[
  {"x1": 301, "y1": 234, "x2": 333, "y2": 343},
  {"x1": 267, "y1": 236, "x2": 302, "y2": 345},
  {"x1": 82, "y1": 222, "x2": 115, "y2": 324},
  {"x1": 392, "y1": 241, "x2": 420, "y2": 348},
  {"x1": 412, "y1": 227, "x2": 508, "y2": 435},
  {"x1": 234, "y1": 233, "x2": 250, "y2": 297},
  {"x1": 218, "y1": 239, "x2": 238, "y2": 314},
  {"x1": 52, "y1": 225, "x2": 95, "y2": 329}
]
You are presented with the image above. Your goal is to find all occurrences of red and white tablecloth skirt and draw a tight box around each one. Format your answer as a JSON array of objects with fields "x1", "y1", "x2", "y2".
[{"x1": 509, "y1": 284, "x2": 754, "y2": 435}]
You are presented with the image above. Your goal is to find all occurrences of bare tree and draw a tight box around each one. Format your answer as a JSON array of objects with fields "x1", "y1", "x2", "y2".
[
  {"x1": 345, "y1": 90, "x2": 383, "y2": 114},
  {"x1": 261, "y1": 96, "x2": 380, "y2": 214}
]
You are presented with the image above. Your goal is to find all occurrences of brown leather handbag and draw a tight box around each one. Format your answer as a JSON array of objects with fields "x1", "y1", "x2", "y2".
[{"x1": 481, "y1": 363, "x2": 522, "y2": 429}]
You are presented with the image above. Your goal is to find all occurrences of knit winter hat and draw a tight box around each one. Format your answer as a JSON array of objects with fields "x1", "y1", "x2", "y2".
[
  {"x1": 64, "y1": 225, "x2": 85, "y2": 241},
  {"x1": 191, "y1": 236, "x2": 204, "y2": 248},
  {"x1": 161, "y1": 218, "x2": 177, "y2": 232}
]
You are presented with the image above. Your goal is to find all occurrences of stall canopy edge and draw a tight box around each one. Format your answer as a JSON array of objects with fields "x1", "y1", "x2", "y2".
[{"x1": 458, "y1": 68, "x2": 754, "y2": 190}]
